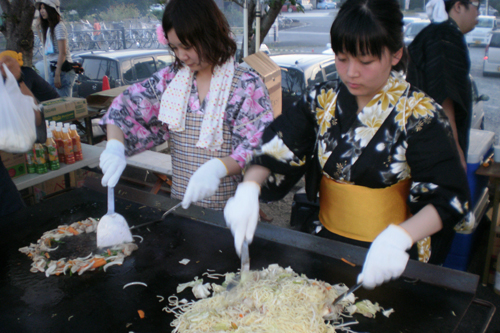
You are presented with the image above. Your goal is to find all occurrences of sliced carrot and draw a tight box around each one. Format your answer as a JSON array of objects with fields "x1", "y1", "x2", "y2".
[
  {"x1": 341, "y1": 258, "x2": 356, "y2": 267},
  {"x1": 326, "y1": 286, "x2": 332, "y2": 290},
  {"x1": 138, "y1": 310, "x2": 145, "y2": 319},
  {"x1": 91, "y1": 258, "x2": 107, "y2": 269},
  {"x1": 45, "y1": 252, "x2": 50, "y2": 259},
  {"x1": 107, "y1": 249, "x2": 112, "y2": 256},
  {"x1": 67, "y1": 227, "x2": 79, "y2": 235},
  {"x1": 239, "y1": 314, "x2": 243, "y2": 318}
]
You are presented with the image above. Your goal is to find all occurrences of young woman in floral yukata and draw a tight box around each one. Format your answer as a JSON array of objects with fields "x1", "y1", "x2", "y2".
[
  {"x1": 99, "y1": 0, "x2": 274, "y2": 211},
  {"x1": 225, "y1": 0, "x2": 470, "y2": 290}
]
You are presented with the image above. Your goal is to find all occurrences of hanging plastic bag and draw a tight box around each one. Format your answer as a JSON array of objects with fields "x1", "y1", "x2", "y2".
[{"x1": 0, "y1": 64, "x2": 38, "y2": 153}]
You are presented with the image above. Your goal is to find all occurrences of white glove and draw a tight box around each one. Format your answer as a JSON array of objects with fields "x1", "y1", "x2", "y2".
[
  {"x1": 181, "y1": 158, "x2": 228, "y2": 209},
  {"x1": 224, "y1": 181, "x2": 260, "y2": 256},
  {"x1": 357, "y1": 224, "x2": 413, "y2": 290},
  {"x1": 100, "y1": 140, "x2": 127, "y2": 187}
]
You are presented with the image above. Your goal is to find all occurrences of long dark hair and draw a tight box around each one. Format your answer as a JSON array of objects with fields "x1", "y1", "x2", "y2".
[
  {"x1": 330, "y1": 0, "x2": 407, "y2": 73},
  {"x1": 39, "y1": 4, "x2": 60, "y2": 44},
  {"x1": 162, "y1": 0, "x2": 237, "y2": 70}
]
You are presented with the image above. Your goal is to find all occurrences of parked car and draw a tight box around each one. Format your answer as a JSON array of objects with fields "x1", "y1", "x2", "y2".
[
  {"x1": 270, "y1": 54, "x2": 337, "y2": 112},
  {"x1": 470, "y1": 75, "x2": 489, "y2": 130},
  {"x1": 149, "y1": 3, "x2": 163, "y2": 12},
  {"x1": 466, "y1": 15, "x2": 498, "y2": 46},
  {"x1": 73, "y1": 49, "x2": 174, "y2": 98},
  {"x1": 404, "y1": 20, "x2": 430, "y2": 46},
  {"x1": 483, "y1": 31, "x2": 500, "y2": 76},
  {"x1": 403, "y1": 16, "x2": 422, "y2": 29},
  {"x1": 282, "y1": 2, "x2": 298, "y2": 12},
  {"x1": 317, "y1": 0, "x2": 336, "y2": 9},
  {"x1": 297, "y1": 0, "x2": 313, "y2": 11},
  {"x1": 479, "y1": 5, "x2": 499, "y2": 17}
]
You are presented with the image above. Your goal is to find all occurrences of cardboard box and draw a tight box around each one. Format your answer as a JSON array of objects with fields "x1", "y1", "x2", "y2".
[
  {"x1": 0, "y1": 151, "x2": 27, "y2": 179},
  {"x1": 86, "y1": 85, "x2": 130, "y2": 111},
  {"x1": 243, "y1": 52, "x2": 282, "y2": 118},
  {"x1": 33, "y1": 173, "x2": 76, "y2": 202},
  {"x1": 42, "y1": 97, "x2": 89, "y2": 122}
]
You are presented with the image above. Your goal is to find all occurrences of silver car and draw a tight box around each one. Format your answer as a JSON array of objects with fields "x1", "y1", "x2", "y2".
[
  {"x1": 483, "y1": 31, "x2": 500, "y2": 76},
  {"x1": 470, "y1": 75, "x2": 489, "y2": 130}
]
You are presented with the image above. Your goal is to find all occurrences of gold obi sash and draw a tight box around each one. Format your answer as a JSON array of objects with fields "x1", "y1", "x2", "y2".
[{"x1": 319, "y1": 176, "x2": 412, "y2": 242}]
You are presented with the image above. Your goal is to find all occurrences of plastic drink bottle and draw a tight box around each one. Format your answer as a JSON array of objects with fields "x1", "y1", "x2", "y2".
[
  {"x1": 45, "y1": 131, "x2": 60, "y2": 170},
  {"x1": 70, "y1": 124, "x2": 83, "y2": 161},
  {"x1": 62, "y1": 127, "x2": 75, "y2": 164},
  {"x1": 34, "y1": 143, "x2": 48, "y2": 174},
  {"x1": 25, "y1": 146, "x2": 36, "y2": 174},
  {"x1": 55, "y1": 125, "x2": 65, "y2": 164}
]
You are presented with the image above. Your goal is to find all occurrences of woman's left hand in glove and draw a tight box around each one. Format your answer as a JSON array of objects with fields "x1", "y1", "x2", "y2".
[
  {"x1": 357, "y1": 224, "x2": 413, "y2": 290},
  {"x1": 181, "y1": 158, "x2": 228, "y2": 209}
]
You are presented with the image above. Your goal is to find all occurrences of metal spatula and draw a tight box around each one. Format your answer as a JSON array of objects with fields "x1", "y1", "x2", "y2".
[
  {"x1": 96, "y1": 186, "x2": 134, "y2": 248},
  {"x1": 331, "y1": 282, "x2": 362, "y2": 306},
  {"x1": 226, "y1": 240, "x2": 250, "y2": 291}
]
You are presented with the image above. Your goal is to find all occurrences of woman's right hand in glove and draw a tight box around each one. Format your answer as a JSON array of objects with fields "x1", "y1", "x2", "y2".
[
  {"x1": 224, "y1": 181, "x2": 261, "y2": 256},
  {"x1": 100, "y1": 139, "x2": 126, "y2": 187}
]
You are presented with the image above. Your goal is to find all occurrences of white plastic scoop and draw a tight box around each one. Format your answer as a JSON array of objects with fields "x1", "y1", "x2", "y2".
[{"x1": 97, "y1": 186, "x2": 133, "y2": 248}]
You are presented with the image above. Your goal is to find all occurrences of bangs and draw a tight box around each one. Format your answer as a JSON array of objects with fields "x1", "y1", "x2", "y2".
[{"x1": 330, "y1": 7, "x2": 390, "y2": 58}]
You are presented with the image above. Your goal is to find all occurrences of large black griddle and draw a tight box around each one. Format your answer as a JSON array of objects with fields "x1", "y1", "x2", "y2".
[{"x1": 0, "y1": 181, "x2": 492, "y2": 333}]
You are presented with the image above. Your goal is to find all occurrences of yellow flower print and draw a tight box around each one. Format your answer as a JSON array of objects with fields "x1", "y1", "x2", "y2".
[
  {"x1": 318, "y1": 140, "x2": 331, "y2": 169},
  {"x1": 261, "y1": 136, "x2": 295, "y2": 162},
  {"x1": 317, "y1": 88, "x2": 336, "y2": 111},
  {"x1": 290, "y1": 156, "x2": 306, "y2": 167},
  {"x1": 395, "y1": 92, "x2": 435, "y2": 128},
  {"x1": 316, "y1": 89, "x2": 336, "y2": 135},
  {"x1": 355, "y1": 108, "x2": 386, "y2": 147},
  {"x1": 366, "y1": 76, "x2": 407, "y2": 110}
]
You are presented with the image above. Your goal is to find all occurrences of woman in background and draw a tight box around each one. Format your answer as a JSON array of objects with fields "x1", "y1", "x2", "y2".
[{"x1": 35, "y1": 0, "x2": 76, "y2": 97}]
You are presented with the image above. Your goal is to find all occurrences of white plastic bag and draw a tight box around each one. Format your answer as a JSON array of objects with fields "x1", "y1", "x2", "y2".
[{"x1": 0, "y1": 64, "x2": 38, "y2": 153}]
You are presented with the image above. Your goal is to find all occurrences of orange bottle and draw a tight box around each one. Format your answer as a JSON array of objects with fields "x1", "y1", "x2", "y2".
[
  {"x1": 70, "y1": 124, "x2": 83, "y2": 161},
  {"x1": 55, "y1": 125, "x2": 65, "y2": 164},
  {"x1": 62, "y1": 127, "x2": 75, "y2": 164}
]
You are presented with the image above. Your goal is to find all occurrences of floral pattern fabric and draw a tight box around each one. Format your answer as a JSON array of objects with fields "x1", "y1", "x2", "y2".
[
  {"x1": 252, "y1": 72, "x2": 470, "y2": 264},
  {"x1": 100, "y1": 63, "x2": 274, "y2": 169}
]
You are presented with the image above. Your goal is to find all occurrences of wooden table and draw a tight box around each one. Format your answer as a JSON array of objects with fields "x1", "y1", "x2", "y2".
[{"x1": 477, "y1": 162, "x2": 500, "y2": 285}]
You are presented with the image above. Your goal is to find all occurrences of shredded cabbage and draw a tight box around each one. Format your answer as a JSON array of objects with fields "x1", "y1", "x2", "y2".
[{"x1": 164, "y1": 264, "x2": 386, "y2": 332}]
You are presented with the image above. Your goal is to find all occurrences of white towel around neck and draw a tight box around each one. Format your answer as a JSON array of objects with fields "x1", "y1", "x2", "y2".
[{"x1": 158, "y1": 57, "x2": 235, "y2": 151}]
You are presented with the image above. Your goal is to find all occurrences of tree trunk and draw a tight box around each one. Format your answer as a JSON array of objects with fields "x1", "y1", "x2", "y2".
[
  {"x1": 232, "y1": 0, "x2": 286, "y2": 56},
  {"x1": 0, "y1": 0, "x2": 36, "y2": 67}
]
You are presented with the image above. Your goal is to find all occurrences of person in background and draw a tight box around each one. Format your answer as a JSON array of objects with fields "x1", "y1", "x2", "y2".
[
  {"x1": 0, "y1": 55, "x2": 46, "y2": 217},
  {"x1": 224, "y1": 0, "x2": 470, "y2": 290},
  {"x1": 35, "y1": 0, "x2": 76, "y2": 97},
  {"x1": 0, "y1": 50, "x2": 59, "y2": 102},
  {"x1": 407, "y1": 0, "x2": 479, "y2": 171},
  {"x1": 92, "y1": 17, "x2": 102, "y2": 48},
  {"x1": 98, "y1": 0, "x2": 273, "y2": 211},
  {"x1": 93, "y1": 17, "x2": 101, "y2": 39}
]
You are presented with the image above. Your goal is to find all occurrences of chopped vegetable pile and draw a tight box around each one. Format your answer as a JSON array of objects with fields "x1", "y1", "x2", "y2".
[
  {"x1": 19, "y1": 217, "x2": 138, "y2": 277},
  {"x1": 163, "y1": 264, "x2": 393, "y2": 332}
]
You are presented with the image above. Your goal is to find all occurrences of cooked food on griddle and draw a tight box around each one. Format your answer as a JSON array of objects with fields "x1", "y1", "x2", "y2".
[
  {"x1": 164, "y1": 264, "x2": 390, "y2": 332},
  {"x1": 19, "y1": 217, "x2": 138, "y2": 277}
]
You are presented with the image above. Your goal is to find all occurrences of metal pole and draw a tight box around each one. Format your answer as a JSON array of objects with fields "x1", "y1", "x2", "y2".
[
  {"x1": 243, "y1": 0, "x2": 249, "y2": 57},
  {"x1": 486, "y1": 0, "x2": 489, "y2": 15},
  {"x1": 256, "y1": 0, "x2": 261, "y2": 52}
]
